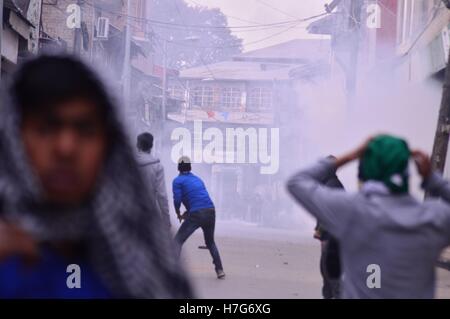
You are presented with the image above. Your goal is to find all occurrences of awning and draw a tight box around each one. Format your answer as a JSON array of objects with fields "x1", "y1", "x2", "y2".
[{"x1": 4, "y1": 0, "x2": 34, "y2": 27}]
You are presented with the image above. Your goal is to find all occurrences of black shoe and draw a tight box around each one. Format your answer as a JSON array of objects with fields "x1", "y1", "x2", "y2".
[
  {"x1": 198, "y1": 245, "x2": 208, "y2": 249},
  {"x1": 216, "y1": 269, "x2": 226, "y2": 279}
]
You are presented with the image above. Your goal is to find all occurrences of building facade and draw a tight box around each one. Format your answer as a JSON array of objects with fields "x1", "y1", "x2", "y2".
[
  {"x1": 165, "y1": 39, "x2": 331, "y2": 224},
  {"x1": 1, "y1": 0, "x2": 41, "y2": 78},
  {"x1": 311, "y1": 0, "x2": 450, "y2": 86},
  {"x1": 39, "y1": 1, "x2": 172, "y2": 141}
]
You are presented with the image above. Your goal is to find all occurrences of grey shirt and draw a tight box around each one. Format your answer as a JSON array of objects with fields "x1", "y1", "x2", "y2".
[
  {"x1": 137, "y1": 152, "x2": 171, "y2": 228},
  {"x1": 287, "y1": 158, "x2": 450, "y2": 299}
]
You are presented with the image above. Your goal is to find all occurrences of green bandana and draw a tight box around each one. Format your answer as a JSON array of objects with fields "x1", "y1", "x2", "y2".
[{"x1": 358, "y1": 135, "x2": 411, "y2": 194}]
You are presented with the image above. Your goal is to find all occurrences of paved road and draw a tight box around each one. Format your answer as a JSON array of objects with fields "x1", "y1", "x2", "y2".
[{"x1": 180, "y1": 221, "x2": 450, "y2": 299}]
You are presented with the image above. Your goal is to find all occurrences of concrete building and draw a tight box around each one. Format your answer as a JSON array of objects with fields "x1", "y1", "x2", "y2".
[
  {"x1": 39, "y1": 0, "x2": 172, "y2": 140},
  {"x1": 165, "y1": 39, "x2": 331, "y2": 224},
  {"x1": 1, "y1": 0, "x2": 41, "y2": 78}
]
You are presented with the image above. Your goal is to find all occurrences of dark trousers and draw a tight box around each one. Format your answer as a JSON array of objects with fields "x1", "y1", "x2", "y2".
[
  {"x1": 320, "y1": 239, "x2": 341, "y2": 299},
  {"x1": 174, "y1": 208, "x2": 224, "y2": 271}
]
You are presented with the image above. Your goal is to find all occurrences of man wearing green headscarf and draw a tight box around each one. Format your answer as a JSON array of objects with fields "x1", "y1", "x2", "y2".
[
  {"x1": 358, "y1": 135, "x2": 411, "y2": 194},
  {"x1": 287, "y1": 134, "x2": 450, "y2": 299}
]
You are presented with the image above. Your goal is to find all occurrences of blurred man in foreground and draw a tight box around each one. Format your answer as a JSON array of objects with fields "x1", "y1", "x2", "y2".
[
  {"x1": 0, "y1": 55, "x2": 193, "y2": 298},
  {"x1": 287, "y1": 135, "x2": 450, "y2": 298}
]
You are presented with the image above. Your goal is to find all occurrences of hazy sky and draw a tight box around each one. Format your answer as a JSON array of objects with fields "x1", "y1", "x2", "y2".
[{"x1": 185, "y1": 0, "x2": 329, "y2": 51}]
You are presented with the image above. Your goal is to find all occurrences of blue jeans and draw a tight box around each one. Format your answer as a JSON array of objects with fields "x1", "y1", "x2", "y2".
[{"x1": 175, "y1": 208, "x2": 223, "y2": 271}]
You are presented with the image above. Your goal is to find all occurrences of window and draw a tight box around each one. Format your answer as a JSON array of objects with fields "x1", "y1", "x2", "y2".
[
  {"x1": 193, "y1": 87, "x2": 203, "y2": 107},
  {"x1": 192, "y1": 86, "x2": 213, "y2": 108},
  {"x1": 220, "y1": 87, "x2": 242, "y2": 109},
  {"x1": 248, "y1": 87, "x2": 273, "y2": 111},
  {"x1": 203, "y1": 87, "x2": 214, "y2": 107},
  {"x1": 168, "y1": 85, "x2": 185, "y2": 100}
]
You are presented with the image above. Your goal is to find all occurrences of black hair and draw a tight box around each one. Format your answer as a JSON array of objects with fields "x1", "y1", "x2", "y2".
[
  {"x1": 178, "y1": 156, "x2": 191, "y2": 173},
  {"x1": 10, "y1": 55, "x2": 111, "y2": 124},
  {"x1": 137, "y1": 132, "x2": 154, "y2": 153},
  {"x1": 178, "y1": 163, "x2": 191, "y2": 173}
]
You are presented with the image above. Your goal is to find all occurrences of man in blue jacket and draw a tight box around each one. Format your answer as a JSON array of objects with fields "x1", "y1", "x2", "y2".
[{"x1": 173, "y1": 157, "x2": 225, "y2": 279}]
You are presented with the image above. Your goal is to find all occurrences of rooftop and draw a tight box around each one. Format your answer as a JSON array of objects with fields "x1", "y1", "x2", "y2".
[
  {"x1": 179, "y1": 60, "x2": 298, "y2": 81},
  {"x1": 234, "y1": 38, "x2": 331, "y2": 64},
  {"x1": 180, "y1": 38, "x2": 331, "y2": 81}
]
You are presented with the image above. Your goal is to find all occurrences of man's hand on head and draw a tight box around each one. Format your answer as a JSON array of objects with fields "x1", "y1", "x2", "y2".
[
  {"x1": 335, "y1": 136, "x2": 374, "y2": 168},
  {"x1": 412, "y1": 150, "x2": 432, "y2": 180}
]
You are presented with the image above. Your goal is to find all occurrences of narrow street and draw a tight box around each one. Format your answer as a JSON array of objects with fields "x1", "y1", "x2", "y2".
[
  {"x1": 3, "y1": 0, "x2": 450, "y2": 304},
  {"x1": 181, "y1": 221, "x2": 450, "y2": 299}
]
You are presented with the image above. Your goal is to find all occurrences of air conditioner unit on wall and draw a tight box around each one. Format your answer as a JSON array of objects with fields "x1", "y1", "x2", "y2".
[{"x1": 96, "y1": 17, "x2": 110, "y2": 39}]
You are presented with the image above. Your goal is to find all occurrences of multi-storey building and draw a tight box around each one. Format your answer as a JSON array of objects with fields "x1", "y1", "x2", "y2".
[
  {"x1": 1, "y1": 0, "x2": 41, "y2": 78},
  {"x1": 164, "y1": 39, "x2": 331, "y2": 224}
]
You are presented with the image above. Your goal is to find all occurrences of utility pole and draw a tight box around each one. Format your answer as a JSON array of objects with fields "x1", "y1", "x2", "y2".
[
  {"x1": 329, "y1": 0, "x2": 361, "y2": 106},
  {"x1": 159, "y1": 36, "x2": 197, "y2": 123},
  {"x1": 346, "y1": 0, "x2": 362, "y2": 104},
  {"x1": 0, "y1": 0, "x2": 4, "y2": 82},
  {"x1": 430, "y1": 49, "x2": 450, "y2": 176},
  {"x1": 122, "y1": 0, "x2": 132, "y2": 113},
  {"x1": 156, "y1": 38, "x2": 168, "y2": 158},
  {"x1": 74, "y1": 0, "x2": 83, "y2": 55},
  {"x1": 90, "y1": 4, "x2": 96, "y2": 62},
  {"x1": 161, "y1": 39, "x2": 168, "y2": 123}
]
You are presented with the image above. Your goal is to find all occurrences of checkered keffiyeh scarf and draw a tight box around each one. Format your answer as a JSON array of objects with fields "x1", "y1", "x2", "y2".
[{"x1": 0, "y1": 74, "x2": 194, "y2": 298}]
